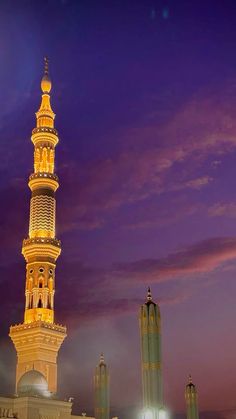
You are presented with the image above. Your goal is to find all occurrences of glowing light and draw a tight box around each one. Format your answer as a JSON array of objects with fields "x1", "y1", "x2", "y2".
[
  {"x1": 159, "y1": 408, "x2": 169, "y2": 419},
  {"x1": 141, "y1": 408, "x2": 169, "y2": 419},
  {"x1": 9, "y1": 60, "x2": 66, "y2": 395},
  {"x1": 143, "y1": 410, "x2": 153, "y2": 419}
]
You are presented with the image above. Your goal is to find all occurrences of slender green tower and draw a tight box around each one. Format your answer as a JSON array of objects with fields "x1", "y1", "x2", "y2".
[
  {"x1": 94, "y1": 354, "x2": 110, "y2": 419},
  {"x1": 185, "y1": 375, "x2": 199, "y2": 419},
  {"x1": 139, "y1": 288, "x2": 163, "y2": 414}
]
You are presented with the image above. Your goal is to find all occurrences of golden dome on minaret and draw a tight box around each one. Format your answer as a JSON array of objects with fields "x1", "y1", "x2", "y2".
[{"x1": 41, "y1": 57, "x2": 52, "y2": 93}]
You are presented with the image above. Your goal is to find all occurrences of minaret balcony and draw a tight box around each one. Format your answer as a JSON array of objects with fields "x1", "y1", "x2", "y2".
[
  {"x1": 29, "y1": 173, "x2": 59, "y2": 192},
  {"x1": 31, "y1": 128, "x2": 59, "y2": 147},
  {"x1": 22, "y1": 237, "x2": 61, "y2": 262},
  {"x1": 32, "y1": 127, "x2": 58, "y2": 136}
]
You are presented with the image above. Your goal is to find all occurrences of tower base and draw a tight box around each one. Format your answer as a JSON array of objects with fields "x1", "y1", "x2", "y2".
[{"x1": 9, "y1": 321, "x2": 66, "y2": 394}]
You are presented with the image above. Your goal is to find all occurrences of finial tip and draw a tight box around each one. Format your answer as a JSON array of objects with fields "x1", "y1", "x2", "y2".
[
  {"x1": 44, "y1": 56, "x2": 49, "y2": 75},
  {"x1": 41, "y1": 57, "x2": 51, "y2": 93},
  {"x1": 100, "y1": 353, "x2": 105, "y2": 364},
  {"x1": 147, "y1": 286, "x2": 152, "y2": 301}
]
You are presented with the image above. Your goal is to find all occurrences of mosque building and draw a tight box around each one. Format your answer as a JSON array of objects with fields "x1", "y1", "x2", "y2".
[{"x1": 0, "y1": 62, "x2": 199, "y2": 419}]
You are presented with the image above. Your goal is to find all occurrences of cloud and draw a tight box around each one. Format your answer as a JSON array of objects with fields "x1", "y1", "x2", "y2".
[
  {"x1": 54, "y1": 236, "x2": 236, "y2": 327},
  {"x1": 211, "y1": 159, "x2": 222, "y2": 168},
  {"x1": 125, "y1": 202, "x2": 200, "y2": 230},
  {"x1": 58, "y1": 154, "x2": 212, "y2": 233},
  {"x1": 59, "y1": 290, "x2": 192, "y2": 328},
  {"x1": 58, "y1": 84, "x2": 236, "y2": 232},
  {"x1": 208, "y1": 202, "x2": 236, "y2": 218},
  {"x1": 113, "y1": 237, "x2": 236, "y2": 282},
  {"x1": 184, "y1": 176, "x2": 212, "y2": 190}
]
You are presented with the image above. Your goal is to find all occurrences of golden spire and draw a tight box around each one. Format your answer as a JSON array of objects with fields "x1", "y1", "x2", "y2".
[
  {"x1": 189, "y1": 374, "x2": 192, "y2": 384},
  {"x1": 41, "y1": 56, "x2": 52, "y2": 93}
]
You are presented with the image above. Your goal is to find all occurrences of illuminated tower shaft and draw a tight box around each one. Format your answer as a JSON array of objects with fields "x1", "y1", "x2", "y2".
[
  {"x1": 23, "y1": 59, "x2": 60, "y2": 324},
  {"x1": 10, "y1": 59, "x2": 66, "y2": 393},
  {"x1": 139, "y1": 288, "x2": 163, "y2": 411},
  {"x1": 185, "y1": 376, "x2": 199, "y2": 419},
  {"x1": 94, "y1": 354, "x2": 110, "y2": 419}
]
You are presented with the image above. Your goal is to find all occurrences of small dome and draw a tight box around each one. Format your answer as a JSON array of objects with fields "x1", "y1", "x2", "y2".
[
  {"x1": 17, "y1": 370, "x2": 50, "y2": 398},
  {"x1": 41, "y1": 74, "x2": 52, "y2": 93}
]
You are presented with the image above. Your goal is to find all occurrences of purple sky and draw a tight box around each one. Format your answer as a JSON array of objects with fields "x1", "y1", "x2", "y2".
[{"x1": 1, "y1": 1, "x2": 236, "y2": 418}]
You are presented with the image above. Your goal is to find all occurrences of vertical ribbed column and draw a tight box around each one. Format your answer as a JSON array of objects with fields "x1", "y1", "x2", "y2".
[
  {"x1": 94, "y1": 354, "x2": 110, "y2": 419},
  {"x1": 185, "y1": 376, "x2": 199, "y2": 419},
  {"x1": 139, "y1": 288, "x2": 163, "y2": 414}
]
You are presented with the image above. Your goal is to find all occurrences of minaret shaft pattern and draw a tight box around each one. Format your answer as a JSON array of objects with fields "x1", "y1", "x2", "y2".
[
  {"x1": 139, "y1": 289, "x2": 163, "y2": 410},
  {"x1": 9, "y1": 61, "x2": 66, "y2": 394}
]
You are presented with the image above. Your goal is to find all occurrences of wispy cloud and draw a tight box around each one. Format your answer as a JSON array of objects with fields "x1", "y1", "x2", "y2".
[
  {"x1": 125, "y1": 202, "x2": 200, "y2": 230},
  {"x1": 54, "y1": 236, "x2": 236, "y2": 326},
  {"x1": 208, "y1": 202, "x2": 236, "y2": 218},
  {"x1": 184, "y1": 176, "x2": 212, "y2": 190},
  {"x1": 58, "y1": 84, "x2": 236, "y2": 232},
  {"x1": 113, "y1": 237, "x2": 236, "y2": 282}
]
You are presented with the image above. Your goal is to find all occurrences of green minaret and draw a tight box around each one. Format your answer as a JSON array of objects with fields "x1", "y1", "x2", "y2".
[
  {"x1": 139, "y1": 288, "x2": 163, "y2": 414},
  {"x1": 94, "y1": 354, "x2": 110, "y2": 419},
  {"x1": 185, "y1": 375, "x2": 199, "y2": 419}
]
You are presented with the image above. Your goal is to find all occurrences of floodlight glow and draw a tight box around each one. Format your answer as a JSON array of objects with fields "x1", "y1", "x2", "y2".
[
  {"x1": 159, "y1": 408, "x2": 169, "y2": 419},
  {"x1": 143, "y1": 409, "x2": 153, "y2": 419}
]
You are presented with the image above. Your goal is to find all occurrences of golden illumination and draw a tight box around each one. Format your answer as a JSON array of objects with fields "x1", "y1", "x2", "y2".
[
  {"x1": 9, "y1": 61, "x2": 66, "y2": 394},
  {"x1": 10, "y1": 321, "x2": 66, "y2": 393},
  {"x1": 29, "y1": 174, "x2": 59, "y2": 192},
  {"x1": 34, "y1": 147, "x2": 55, "y2": 173}
]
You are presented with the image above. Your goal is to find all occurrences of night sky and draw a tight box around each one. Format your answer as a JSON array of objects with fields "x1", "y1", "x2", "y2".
[{"x1": 1, "y1": 1, "x2": 236, "y2": 418}]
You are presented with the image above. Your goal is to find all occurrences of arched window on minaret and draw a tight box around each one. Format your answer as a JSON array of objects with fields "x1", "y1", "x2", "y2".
[
  {"x1": 38, "y1": 297, "x2": 42, "y2": 308},
  {"x1": 38, "y1": 274, "x2": 44, "y2": 288}
]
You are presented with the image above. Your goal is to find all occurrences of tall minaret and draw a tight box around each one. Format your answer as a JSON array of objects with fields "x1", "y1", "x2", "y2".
[
  {"x1": 139, "y1": 287, "x2": 163, "y2": 414},
  {"x1": 94, "y1": 354, "x2": 110, "y2": 419},
  {"x1": 185, "y1": 375, "x2": 199, "y2": 419},
  {"x1": 9, "y1": 59, "x2": 66, "y2": 394}
]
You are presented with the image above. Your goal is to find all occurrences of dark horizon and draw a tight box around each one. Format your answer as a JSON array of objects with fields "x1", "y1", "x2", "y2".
[{"x1": 1, "y1": 1, "x2": 236, "y2": 418}]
